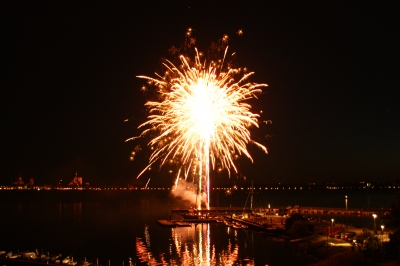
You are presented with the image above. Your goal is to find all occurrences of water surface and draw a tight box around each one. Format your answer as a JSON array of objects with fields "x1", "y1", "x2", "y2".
[{"x1": 0, "y1": 189, "x2": 396, "y2": 265}]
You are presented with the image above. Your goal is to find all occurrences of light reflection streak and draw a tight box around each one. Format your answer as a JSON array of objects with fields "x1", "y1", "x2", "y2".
[
  {"x1": 136, "y1": 224, "x2": 241, "y2": 265},
  {"x1": 144, "y1": 224, "x2": 151, "y2": 248}
]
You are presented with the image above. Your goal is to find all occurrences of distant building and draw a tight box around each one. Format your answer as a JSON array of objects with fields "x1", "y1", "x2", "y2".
[
  {"x1": 13, "y1": 175, "x2": 24, "y2": 185},
  {"x1": 68, "y1": 172, "x2": 83, "y2": 187},
  {"x1": 12, "y1": 175, "x2": 25, "y2": 189},
  {"x1": 26, "y1": 177, "x2": 34, "y2": 189}
]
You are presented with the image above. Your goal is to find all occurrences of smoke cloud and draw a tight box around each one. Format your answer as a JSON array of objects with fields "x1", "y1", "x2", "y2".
[{"x1": 170, "y1": 179, "x2": 207, "y2": 207}]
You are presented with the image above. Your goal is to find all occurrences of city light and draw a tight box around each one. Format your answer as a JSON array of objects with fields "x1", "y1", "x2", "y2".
[{"x1": 372, "y1": 214, "x2": 377, "y2": 232}]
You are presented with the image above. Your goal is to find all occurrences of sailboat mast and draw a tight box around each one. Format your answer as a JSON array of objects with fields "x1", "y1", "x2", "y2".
[{"x1": 250, "y1": 181, "x2": 254, "y2": 210}]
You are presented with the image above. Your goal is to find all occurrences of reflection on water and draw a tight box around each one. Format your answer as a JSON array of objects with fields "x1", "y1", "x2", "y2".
[
  {"x1": 0, "y1": 190, "x2": 396, "y2": 265},
  {"x1": 137, "y1": 224, "x2": 252, "y2": 266},
  {"x1": 58, "y1": 202, "x2": 82, "y2": 221},
  {"x1": 74, "y1": 202, "x2": 82, "y2": 221}
]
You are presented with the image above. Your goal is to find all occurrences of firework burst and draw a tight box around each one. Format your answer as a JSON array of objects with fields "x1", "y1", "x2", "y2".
[{"x1": 128, "y1": 32, "x2": 268, "y2": 209}]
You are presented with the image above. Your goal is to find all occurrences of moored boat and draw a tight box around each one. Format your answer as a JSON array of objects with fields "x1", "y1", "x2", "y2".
[
  {"x1": 232, "y1": 223, "x2": 242, "y2": 229},
  {"x1": 224, "y1": 220, "x2": 233, "y2": 227},
  {"x1": 175, "y1": 221, "x2": 192, "y2": 227}
]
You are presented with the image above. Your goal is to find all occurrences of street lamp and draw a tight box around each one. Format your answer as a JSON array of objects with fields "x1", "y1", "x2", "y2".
[
  {"x1": 331, "y1": 218, "x2": 334, "y2": 236},
  {"x1": 372, "y1": 214, "x2": 377, "y2": 233},
  {"x1": 381, "y1": 225, "x2": 385, "y2": 243},
  {"x1": 345, "y1": 195, "x2": 348, "y2": 212}
]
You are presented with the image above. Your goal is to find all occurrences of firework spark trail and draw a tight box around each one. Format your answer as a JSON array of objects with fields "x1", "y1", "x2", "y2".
[{"x1": 130, "y1": 35, "x2": 267, "y2": 209}]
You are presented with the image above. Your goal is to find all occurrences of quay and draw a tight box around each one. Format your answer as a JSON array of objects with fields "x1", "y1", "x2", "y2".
[
  {"x1": 173, "y1": 206, "x2": 390, "y2": 217},
  {"x1": 282, "y1": 206, "x2": 389, "y2": 216}
]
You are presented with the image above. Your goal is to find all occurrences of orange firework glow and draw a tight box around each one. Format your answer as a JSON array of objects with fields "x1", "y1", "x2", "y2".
[{"x1": 127, "y1": 32, "x2": 267, "y2": 209}]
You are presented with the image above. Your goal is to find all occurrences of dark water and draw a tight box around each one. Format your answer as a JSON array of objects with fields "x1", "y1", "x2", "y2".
[{"x1": 0, "y1": 189, "x2": 397, "y2": 265}]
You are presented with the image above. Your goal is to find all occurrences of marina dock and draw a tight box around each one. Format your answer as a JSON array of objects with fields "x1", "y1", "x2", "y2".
[{"x1": 157, "y1": 218, "x2": 217, "y2": 227}]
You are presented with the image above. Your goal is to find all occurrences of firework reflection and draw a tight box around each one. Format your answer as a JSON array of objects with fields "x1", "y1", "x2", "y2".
[{"x1": 136, "y1": 224, "x2": 244, "y2": 266}]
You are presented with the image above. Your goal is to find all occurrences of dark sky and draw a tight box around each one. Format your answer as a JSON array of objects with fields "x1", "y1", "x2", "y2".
[{"x1": 1, "y1": 1, "x2": 399, "y2": 186}]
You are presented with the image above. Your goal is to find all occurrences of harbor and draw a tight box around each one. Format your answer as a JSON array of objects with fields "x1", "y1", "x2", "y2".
[{"x1": 0, "y1": 189, "x2": 397, "y2": 265}]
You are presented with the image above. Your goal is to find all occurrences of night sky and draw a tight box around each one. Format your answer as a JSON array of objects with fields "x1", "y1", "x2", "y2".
[{"x1": 1, "y1": 1, "x2": 399, "y2": 186}]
